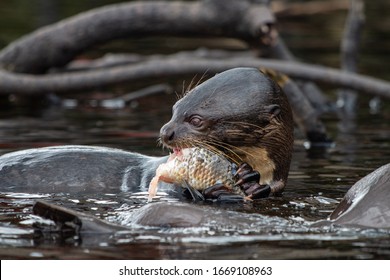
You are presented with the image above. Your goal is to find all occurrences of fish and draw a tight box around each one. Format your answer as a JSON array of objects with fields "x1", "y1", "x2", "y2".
[{"x1": 147, "y1": 147, "x2": 242, "y2": 201}]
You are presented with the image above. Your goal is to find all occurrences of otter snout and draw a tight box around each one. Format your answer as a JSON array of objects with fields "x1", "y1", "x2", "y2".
[{"x1": 160, "y1": 122, "x2": 176, "y2": 146}]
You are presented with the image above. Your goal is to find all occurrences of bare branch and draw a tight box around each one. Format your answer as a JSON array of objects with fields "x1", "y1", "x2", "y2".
[
  {"x1": 0, "y1": 57, "x2": 389, "y2": 99},
  {"x1": 0, "y1": 0, "x2": 274, "y2": 74}
]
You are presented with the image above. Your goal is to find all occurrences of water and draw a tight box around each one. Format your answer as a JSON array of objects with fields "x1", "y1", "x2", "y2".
[
  {"x1": 0, "y1": 99, "x2": 389, "y2": 259},
  {"x1": 0, "y1": 0, "x2": 390, "y2": 259}
]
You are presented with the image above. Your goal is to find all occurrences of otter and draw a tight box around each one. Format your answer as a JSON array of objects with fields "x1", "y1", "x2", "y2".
[
  {"x1": 0, "y1": 67, "x2": 293, "y2": 198},
  {"x1": 1, "y1": 67, "x2": 388, "y2": 231},
  {"x1": 326, "y1": 163, "x2": 390, "y2": 228},
  {"x1": 124, "y1": 162, "x2": 390, "y2": 229},
  {"x1": 0, "y1": 145, "x2": 167, "y2": 194},
  {"x1": 32, "y1": 163, "x2": 390, "y2": 233},
  {"x1": 160, "y1": 67, "x2": 294, "y2": 195}
]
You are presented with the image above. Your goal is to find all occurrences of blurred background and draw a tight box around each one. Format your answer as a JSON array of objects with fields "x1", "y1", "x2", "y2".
[{"x1": 0, "y1": 0, "x2": 388, "y2": 155}]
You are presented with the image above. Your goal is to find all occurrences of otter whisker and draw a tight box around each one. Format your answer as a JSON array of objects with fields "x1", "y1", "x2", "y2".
[
  {"x1": 188, "y1": 139, "x2": 226, "y2": 159},
  {"x1": 225, "y1": 121, "x2": 267, "y2": 132},
  {"x1": 201, "y1": 139, "x2": 243, "y2": 164},
  {"x1": 186, "y1": 74, "x2": 198, "y2": 94},
  {"x1": 214, "y1": 141, "x2": 257, "y2": 162},
  {"x1": 181, "y1": 71, "x2": 210, "y2": 99},
  {"x1": 182, "y1": 74, "x2": 200, "y2": 97},
  {"x1": 194, "y1": 70, "x2": 209, "y2": 89},
  {"x1": 174, "y1": 89, "x2": 182, "y2": 101},
  {"x1": 205, "y1": 139, "x2": 257, "y2": 162},
  {"x1": 163, "y1": 134, "x2": 256, "y2": 164},
  {"x1": 156, "y1": 137, "x2": 163, "y2": 146}
]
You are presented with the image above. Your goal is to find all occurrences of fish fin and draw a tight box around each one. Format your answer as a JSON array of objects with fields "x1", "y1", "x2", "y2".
[{"x1": 183, "y1": 180, "x2": 205, "y2": 201}]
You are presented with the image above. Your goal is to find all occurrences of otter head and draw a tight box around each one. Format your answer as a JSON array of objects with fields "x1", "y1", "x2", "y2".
[{"x1": 160, "y1": 67, "x2": 294, "y2": 193}]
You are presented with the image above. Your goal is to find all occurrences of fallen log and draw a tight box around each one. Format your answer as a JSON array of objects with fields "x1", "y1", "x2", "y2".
[
  {"x1": 1, "y1": 57, "x2": 389, "y2": 98},
  {"x1": 0, "y1": 0, "x2": 274, "y2": 74}
]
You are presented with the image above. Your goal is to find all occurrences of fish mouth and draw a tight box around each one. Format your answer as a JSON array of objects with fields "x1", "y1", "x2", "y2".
[
  {"x1": 167, "y1": 146, "x2": 194, "y2": 162},
  {"x1": 165, "y1": 143, "x2": 193, "y2": 156},
  {"x1": 172, "y1": 147, "x2": 183, "y2": 157}
]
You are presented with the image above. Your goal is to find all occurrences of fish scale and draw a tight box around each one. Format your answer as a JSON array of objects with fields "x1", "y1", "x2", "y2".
[{"x1": 148, "y1": 147, "x2": 242, "y2": 201}]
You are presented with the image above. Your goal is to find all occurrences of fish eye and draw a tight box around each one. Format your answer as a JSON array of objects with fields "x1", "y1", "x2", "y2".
[{"x1": 189, "y1": 115, "x2": 203, "y2": 127}]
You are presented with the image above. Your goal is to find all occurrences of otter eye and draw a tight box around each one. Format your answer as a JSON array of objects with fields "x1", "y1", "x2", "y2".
[{"x1": 189, "y1": 116, "x2": 203, "y2": 127}]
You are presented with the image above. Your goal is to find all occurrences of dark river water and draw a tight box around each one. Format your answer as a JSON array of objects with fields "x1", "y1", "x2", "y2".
[
  {"x1": 1, "y1": 103, "x2": 389, "y2": 259},
  {"x1": 0, "y1": 0, "x2": 389, "y2": 259}
]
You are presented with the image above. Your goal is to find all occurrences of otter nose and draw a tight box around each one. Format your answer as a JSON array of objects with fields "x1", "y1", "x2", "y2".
[{"x1": 160, "y1": 123, "x2": 175, "y2": 144}]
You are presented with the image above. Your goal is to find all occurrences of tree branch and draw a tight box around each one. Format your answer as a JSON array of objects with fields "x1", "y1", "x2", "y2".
[
  {"x1": 0, "y1": 0, "x2": 274, "y2": 74},
  {"x1": 0, "y1": 57, "x2": 389, "y2": 98}
]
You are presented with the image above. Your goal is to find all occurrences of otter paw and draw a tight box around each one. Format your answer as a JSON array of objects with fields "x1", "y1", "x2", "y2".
[
  {"x1": 202, "y1": 183, "x2": 244, "y2": 202},
  {"x1": 234, "y1": 162, "x2": 271, "y2": 199}
]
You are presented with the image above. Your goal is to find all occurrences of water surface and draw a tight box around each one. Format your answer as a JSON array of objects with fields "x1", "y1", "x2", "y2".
[{"x1": 0, "y1": 100, "x2": 389, "y2": 259}]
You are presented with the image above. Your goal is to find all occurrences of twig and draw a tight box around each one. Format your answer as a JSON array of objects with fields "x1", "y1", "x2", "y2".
[
  {"x1": 120, "y1": 84, "x2": 172, "y2": 103},
  {"x1": 62, "y1": 49, "x2": 257, "y2": 72},
  {"x1": 63, "y1": 53, "x2": 146, "y2": 72}
]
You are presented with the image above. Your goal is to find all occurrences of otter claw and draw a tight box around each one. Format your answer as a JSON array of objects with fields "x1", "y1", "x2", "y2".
[
  {"x1": 234, "y1": 162, "x2": 253, "y2": 177},
  {"x1": 234, "y1": 171, "x2": 260, "y2": 186},
  {"x1": 250, "y1": 184, "x2": 271, "y2": 199},
  {"x1": 202, "y1": 183, "x2": 231, "y2": 199},
  {"x1": 202, "y1": 183, "x2": 244, "y2": 202},
  {"x1": 234, "y1": 162, "x2": 271, "y2": 199}
]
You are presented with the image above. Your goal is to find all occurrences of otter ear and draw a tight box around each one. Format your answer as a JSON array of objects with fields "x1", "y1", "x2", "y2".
[{"x1": 265, "y1": 104, "x2": 281, "y2": 119}]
